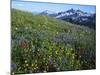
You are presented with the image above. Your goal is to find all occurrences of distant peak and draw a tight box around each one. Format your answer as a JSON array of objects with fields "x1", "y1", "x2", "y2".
[
  {"x1": 67, "y1": 8, "x2": 75, "y2": 12},
  {"x1": 40, "y1": 10, "x2": 56, "y2": 15}
]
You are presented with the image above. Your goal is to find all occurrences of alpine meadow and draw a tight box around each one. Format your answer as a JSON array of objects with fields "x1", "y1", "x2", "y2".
[{"x1": 11, "y1": 1, "x2": 96, "y2": 74}]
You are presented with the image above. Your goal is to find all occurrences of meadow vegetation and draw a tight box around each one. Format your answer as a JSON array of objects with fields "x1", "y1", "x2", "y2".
[{"x1": 11, "y1": 9, "x2": 96, "y2": 74}]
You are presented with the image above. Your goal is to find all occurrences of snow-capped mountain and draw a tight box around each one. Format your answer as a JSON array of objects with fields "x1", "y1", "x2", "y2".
[
  {"x1": 55, "y1": 9, "x2": 93, "y2": 18},
  {"x1": 40, "y1": 9, "x2": 96, "y2": 29},
  {"x1": 40, "y1": 10, "x2": 56, "y2": 15}
]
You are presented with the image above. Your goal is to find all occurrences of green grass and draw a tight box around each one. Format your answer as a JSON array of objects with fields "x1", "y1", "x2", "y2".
[{"x1": 11, "y1": 9, "x2": 96, "y2": 74}]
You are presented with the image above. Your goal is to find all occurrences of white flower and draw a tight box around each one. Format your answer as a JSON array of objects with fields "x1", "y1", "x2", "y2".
[
  {"x1": 15, "y1": 27, "x2": 18, "y2": 30},
  {"x1": 25, "y1": 27, "x2": 28, "y2": 30},
  {"x1": 32, "y1": 45, "x2": 35, "y2": 53}
]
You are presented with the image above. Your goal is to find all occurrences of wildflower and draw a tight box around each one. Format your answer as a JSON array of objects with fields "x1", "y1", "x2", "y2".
[
  {"x1": 12, "y1": 72, "x2": 15, "y2": 75},
  {"x1": 38, "y1": 24, "x2": 41, "y2": 27},
  {"x1": 62, "y1": 57, "x2": 67, "y2": 64},
  {"x1": 29, "y1": 70, "x2": 33, "y2": 73},
  {"x1": 32, "y1": 63, "x2": 35, "y2": 67},
  {"x1": 35, "y1": 60, "x2": 37, "y2": 63},
  {"x1": 11, "y1": 63, "x2": 17, "y2": 71},
  {"x1": 56, "y1": 32, "x2": 59, "y2": 35},
  {"x1": 37, "y1": 49, "x2": 39, "y2": 51},
  {"x1": 72, "y1": 54, "x2": 75, "y2": 59},
  {"x1": 53, "y1": 64, "x2": 57, "y2": 68},
  {"x1": 26, "y1": 64, "x2": 29, "y2": 67},
  {"x1": 21, "y1": 40, "x2": 28, "y2": 48},
  {"x1": 11, "y1": 40, "x2": 14, "y2": 48},
  {"x1": 57, "y1": 67, "x2": 60, "y2": 71},
  {"x1": 56, "y1": 51, "x2": 58, "y2": 55},
  {"x1": 32, "y1": 45, "x2": 35, "y2": 53},
  {"x1": 49, "y1": 55, "x2": 51, "y2": 58},
  {"x1": 29, "y1": 49, "x2": 31, "y2": 52},
  {"x1": 43, "y1": 70, "x2": 47, "y2": 73},
  {"x1": 15, "y1": 27, "x2": 18, "y2": 30},
  {"x1": 25, "y1": 27, "x2": 28, "y2": 30},
  {"x1": 25, "y1": 60, "x2": 27, "y2": 63},
  {"x1": 43, "y1": 58, "x2": 45, "y2": 61},
  {"x1": 79, "y1": 55, "x2": 82, "y2": 58},
  {"x1": 34, "y1": 67, "x2": 36, "y2": 70},
  {"x1": 49, "y1": 58, "x2": 53, "y2": 65}
]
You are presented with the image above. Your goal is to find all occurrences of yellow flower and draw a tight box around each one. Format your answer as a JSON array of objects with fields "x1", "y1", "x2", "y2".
[
  {"x1": 35, "y1": 64, "x2": 37, "y2": 67},
  {"x1": 62, "y1": 49, "x2": 64, "y2": 52},
  {"x1": 67, "y1": 52, "x2": 69, "y2": 55},
  {"x1": 49, "y1": 55, "x2": 51, "y2": 58},
  {"x1": 56, "y1": 51, "x2": 58, "y2": 55},
  {"x1": 38, "y1": 24, "x2": 41, "y2": 27},
  {"x1": 25, "y1": 60, "x2": 27, "y2": 63},
  {"x1": 32, "y1": 64, "x2": 34, "y2": 67},
  {"x1": 34, "y1": 67, "x2": 36, "y2": 70},
  {"x1": 15, "y1": 27, "x2": 18, "y2": 30},
  {"x1": 59, "y1": 57, "x2": 61, "y2": 61},
  {"x1": 43, "y1": 58, "x2": 46, "y2": 60},
  {"x1": 72, "y1": 54, "x2": 75, "y2": 59},
  {"x1": 29, "y1": 49, "x2": 31, "y2": 52},
  {"x1": 37, "y1": 49, "x2": 39, "y2": 51},
  {"x1": 26, "y1": 64, "x2": 29, "y2": 67},
  {"x1": 35, "y1": 60, "x2": 37, "y2": 63},
  {"x1": 12, "y1": 72, "x2": 15, "y2": 75},
  {"x1": 56, "y1": 32, "x2": 59, "y2": 35}
]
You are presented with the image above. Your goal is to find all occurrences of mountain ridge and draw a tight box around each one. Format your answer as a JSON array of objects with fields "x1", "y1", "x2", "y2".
[{"x1": 40, "y1": 8, "x2": 96, "y2": 29}]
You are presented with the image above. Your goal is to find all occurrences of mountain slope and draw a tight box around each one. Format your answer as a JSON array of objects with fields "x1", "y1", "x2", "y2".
[
  {"x1": 40, "y1": 9, "x2": 96, "y2": 29},
  {"x1": 11, "y1": 9, "x2": 96, "y2": 74}
]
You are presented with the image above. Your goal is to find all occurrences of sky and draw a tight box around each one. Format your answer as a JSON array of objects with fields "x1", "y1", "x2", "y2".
[{"x1": 12, "y1": 0, "x2": 96, "y2": 13}]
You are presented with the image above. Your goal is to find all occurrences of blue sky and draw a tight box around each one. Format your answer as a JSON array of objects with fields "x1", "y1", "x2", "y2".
[{"x1": 12, "y1": 0, "x2": 96, "y2": 13}]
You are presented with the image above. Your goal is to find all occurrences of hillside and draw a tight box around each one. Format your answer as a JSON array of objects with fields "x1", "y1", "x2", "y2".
[{"x1": 11, "y1": 9, "x2": 96, "y2": 74}]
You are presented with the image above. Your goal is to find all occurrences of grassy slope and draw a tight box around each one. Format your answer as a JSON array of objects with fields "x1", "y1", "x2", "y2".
[{"x1": 11, "y1": 9, "x2": 96, "y2": 74}]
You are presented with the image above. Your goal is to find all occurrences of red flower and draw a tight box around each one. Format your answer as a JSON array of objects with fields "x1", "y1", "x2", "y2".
[{"x1": 20, "y1": 40, "x2": 29, "y2": 48}]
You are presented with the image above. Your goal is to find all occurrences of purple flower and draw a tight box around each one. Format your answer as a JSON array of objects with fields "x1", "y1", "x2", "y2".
[
  {"x1": 49, "y1": 58, "x2": 53, "y2": 65},
  {"x1": 11, "y1": 63, "x2": 17, "y2": 71},
  {"x1": 62, "y1": 57, "x2": 67, "y2": 64}
]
